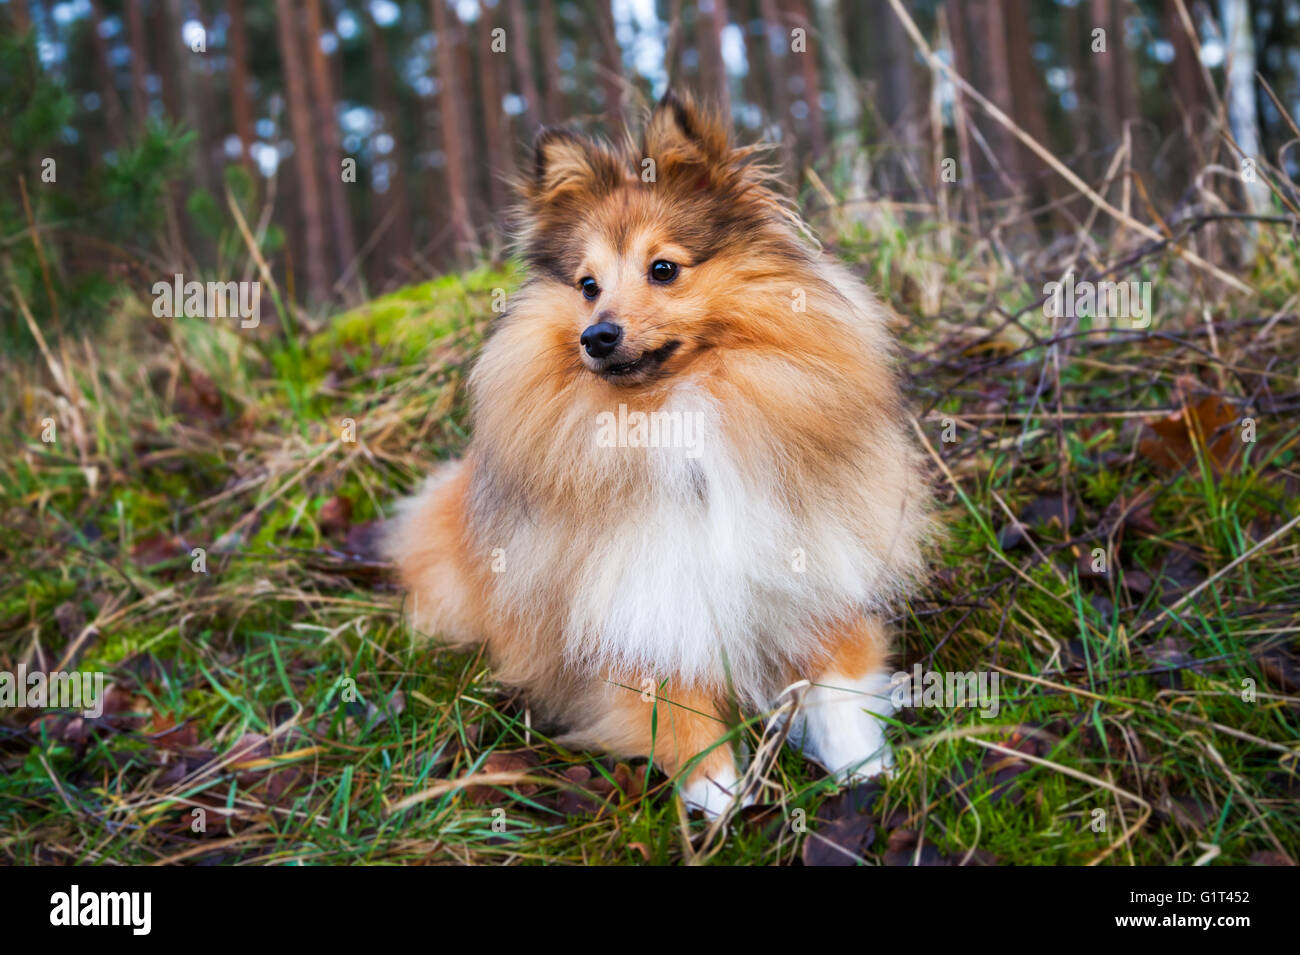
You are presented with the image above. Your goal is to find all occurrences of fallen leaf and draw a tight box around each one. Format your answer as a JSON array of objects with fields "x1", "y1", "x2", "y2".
[
  {"x1": 998, "y1": 494, "x2": 1076, "y2": 549},
  {"x1": 148, "y1": 712, "x2": 199, "y2": 751},
  {"x1": 130, "y1": 534, "x2": 186, "y2": 569},
  {"x1": 882, "y1": 829, "x2": 948, "y2": 866},
  {"x1": 465, "y1": 751, "x2": 540, "y2": 805},
  {"x1": 1138, "y1": 381, "x2": 1240, "y2": 474},
  {"x1": 319, "y1": 495, "x2": 352, "y2": 538},
  {"x1": 802, "y1": 783, "x2": 881, "y2": 866}
]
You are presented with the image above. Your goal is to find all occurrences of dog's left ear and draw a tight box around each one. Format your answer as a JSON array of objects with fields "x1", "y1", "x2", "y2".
[
  {"x1": 642, "y1": 91, "x2": 767, "y2": 197},
  {"x1": 643, "y1": 92, "x2": 730, "y2": 167}
]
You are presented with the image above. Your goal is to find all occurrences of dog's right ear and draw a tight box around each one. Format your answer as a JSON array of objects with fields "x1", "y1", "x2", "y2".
[{"x1": 522, "y1": 128, "x2": 624, "y2": 207}]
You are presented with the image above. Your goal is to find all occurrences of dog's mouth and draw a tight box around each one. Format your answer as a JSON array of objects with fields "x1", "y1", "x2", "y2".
[{"x1": 593, "y1": 340, "x2": 681, "y2": 381}]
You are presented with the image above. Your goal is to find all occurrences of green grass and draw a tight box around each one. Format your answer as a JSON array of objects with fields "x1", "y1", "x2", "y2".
[{"x1": 2, "y1": 225, "x2": 1298, "y2": 866}]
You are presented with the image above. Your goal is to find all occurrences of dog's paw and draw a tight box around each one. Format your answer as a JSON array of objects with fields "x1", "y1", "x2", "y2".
[
  {"x1": 679, "y1": 764, "x2": 752, "y2": 817},
  {"x1": 787, "y1": 669, "x2": 896, "y2": 784}
]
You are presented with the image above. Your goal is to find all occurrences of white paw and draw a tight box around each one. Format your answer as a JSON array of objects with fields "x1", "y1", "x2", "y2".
[
  {"x1": 786, "y1": 669, "x2": 897, "y2": 784},
  {"x1": 679, "y1": 763, "x2": 751, "y2": 817}
]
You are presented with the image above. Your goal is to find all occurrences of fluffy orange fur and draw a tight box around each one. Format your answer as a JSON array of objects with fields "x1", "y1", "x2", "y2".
[{"x1": 385, "y1": 93, "x2": 931, "y2": 809}]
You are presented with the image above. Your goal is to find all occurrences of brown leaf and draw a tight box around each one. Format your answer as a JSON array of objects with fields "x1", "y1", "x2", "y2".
[
  {"x1": 1166, "y1": 794, "x2": 1213, "y2": 831},
  {"x1": 319, "y1": 495, "x2": 353, "y2": 538},
  {"x1": 173, "y1": 369, "x2": 225, "y2": 427},
  {"x1": 1138, "y1": 382, "x2": 1240, "y2": 474},
  {"x1": 882, "y1": 829, "x2": 949, "y2": 866},
  {"x1": 130, "y1": 533, "x2": 186, "y2": 569},
  {"x1": 1257, "y1": 651, "x2": 1300, "y2": 694},
  {"x1": 147, "y1": 713, "x2": 199, "y2": 750},
  {"x1": 998, "y1": 494, "x2": 1076, "y2": 549},
  {"x1": 802, "y1": 783, "x2": 881, "y2": 866},
  {"x1": 611, "y1": 762, "x2": 644, "y2": 801},
  {"x1": 554, "y1": 764, "x2": 603, "y2": 816},
  {"x1": 465, "y1": 751, "x2": 540, "y2": 805},
  {"x1": 227, "y1": 732, "x2": 272, "y2": 786}
]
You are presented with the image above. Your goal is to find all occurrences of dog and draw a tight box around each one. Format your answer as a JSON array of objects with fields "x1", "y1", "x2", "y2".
[{"x1": 385, "y1": 92, "x2": 931, "y2": 815}]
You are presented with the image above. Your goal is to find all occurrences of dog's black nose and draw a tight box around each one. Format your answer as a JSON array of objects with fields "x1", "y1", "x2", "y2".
[{"x1": 581, "y1": 321, "x2": 623, "y2": 359}]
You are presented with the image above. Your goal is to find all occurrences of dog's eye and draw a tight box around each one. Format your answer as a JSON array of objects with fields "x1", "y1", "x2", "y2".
[
  {"x1": 579, "y1": 277, "x2": 600, "y2": 300},
  {"x1": 649, "y1": 260, "x2": 679, "y2": 284}
]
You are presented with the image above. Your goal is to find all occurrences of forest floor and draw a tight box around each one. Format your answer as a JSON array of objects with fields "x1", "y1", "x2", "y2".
[{"x1": 3, "y1": 217, "x2": 1299, "y2": 865}]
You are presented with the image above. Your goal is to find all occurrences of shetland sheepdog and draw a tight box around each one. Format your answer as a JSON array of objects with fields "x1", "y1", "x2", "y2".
[{"x1": 385, "y1": 92, "x2": 931, "y2": 815}]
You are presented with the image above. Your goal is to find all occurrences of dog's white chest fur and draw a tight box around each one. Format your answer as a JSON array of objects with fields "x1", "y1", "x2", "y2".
[{"x1": 490, "y1": 391, "x2": 890, "y2": 700}]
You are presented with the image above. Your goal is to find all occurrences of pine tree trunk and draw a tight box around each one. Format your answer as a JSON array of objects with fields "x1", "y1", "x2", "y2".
[
  {"x1": 124, "y1": 0, "x2": 151, "y2": 136},
  {"x1": 228, "y1": 0, "x2": 255, "y2": 172},
  {"x1": 1005, "y1": 0, "x2": 1054, "y2": 208},
  {"x1": 665, "y1": 0, "x2": 685, "y2": 87},
  {"x1": 304, "y1": 0, "x2": 360, "y2": 293},
  {"x1": 538, "y1": 0, "x2": 562, "y2": 123},
  {"x1": 10, "y1": 0, "x2": 29, "y2": 33},
  {"x1": 478, "y1": 1, "x2": 509, "y2": 218},
  {"x1": 431, "y1": 0, "x2": 477, "y2": 262},
  {"x1": 593, "y1": 0, "x2": 626, "y2": 125},
  {"x1": 813, "y1": 0, "x2": 860, "y2": 186},
  {"x1": 758, "y1": 0, "x2": 793, "y2": 177},
  {"x1": 505, "y1": 0, "x2": 542, "y2": 134},
  {"x1": 365, "y1": 7, "x2": 414, "y2": 282},
  {"x1": 275, "y1": 0, "x2": 329, "y2": 303},
  {"x1": 787, "y1": 0, "x2": 826, "y2": 162},
  {"x1": 87, "y1": 0, "x2": 126, "y2": 146},
  {"x1": 696, "y1": 0, "x2": 730, "y2": 115}
]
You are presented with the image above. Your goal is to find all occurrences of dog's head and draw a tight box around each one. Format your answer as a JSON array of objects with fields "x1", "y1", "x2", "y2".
[{"x1": 508, "y1": 92, "x2": 808, "y2": 389}]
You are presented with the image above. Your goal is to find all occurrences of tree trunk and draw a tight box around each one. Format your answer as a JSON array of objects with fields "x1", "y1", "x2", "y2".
[
  {"x1": 432, "y1": 0, "x2": 476, "y2": 262},
  {"x1": 592, "y1": 0, "x2": 626, "y2": 126},
  {"x1": 164, "y1": 0, "x2": 214, "y2": 195},
  {"x1": 944, "y1": 1, "x2": 979, "y2": 221},
  {"x1": 124, "y1": 0, "x2": 151, "y2": 136},
  {"x1": 1089, "y1": 0, "x2": 1122, "y2": 145},
  {"x1": 194, "y1": 1, "x2": 222, "y2": 189},
  {"x1": 740, "y1": 0, "x2": 768, "y2": 124},
  {"x1": 505, "y1": 0, "x2": 542, "y2": 134},
  {"x1": 1005, "y1": 0, "x2": 1054, "y2": 209},
  {"x1": 10, "y1": 0, "x2": 29, "y2": 33},
  {"x1": 697, "y1": 0, "x2": 731, "y2": 115},
  {"x1": 758, "y1": 0, "x2": 793, "y2": 176},
  {"x1": 304, "y1": 0, "x2": 360, "y2": 292},
  {"x1": 813, "y1": 0, "x2": 860, "y2": 185},
  {"x1": 665, "y1": 0, "x2": 685, "y2": 88},
  {"x1": 275, "y1": 0, "x2": 329, "y2": 303},
  {"x1": 786, "y1": 0, "x2": 826, "y2": 162},
  {"x1": 478, "y1": 1, "x2": 509, "y2": 217},
  {"x1": 972, "y1": 0, "x2": 1021, "y2": 193},
  {"x1": 365, "y1": 7, "x2": 414, "y2": 283},
  {"x1": 538, "y1": 0, "x2": 562, "y2": 122},
  {"x1": 1219, "y1": 0, "x2": 1270, "y2": 212},
  {"x1": 152, "y1": 0, "x2": 181, "y2": 121},
  {"x1": 87, "y1": 0, "x2": 126, "y2": 146},
  {"x1": 228, "y1": 0, "x2": 255, "y2": 172}
]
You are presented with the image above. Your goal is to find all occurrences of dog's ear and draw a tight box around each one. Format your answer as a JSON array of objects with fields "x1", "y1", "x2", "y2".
[
  {"x1": 643, "y1": 91, "x2": 766, "y2": 197},
  {"x1": 643, "y1": 91, "x2": 730, "y2": 167},
  {"x1": 522, "y1": 128, "x2": 624, "y2": 207}
]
